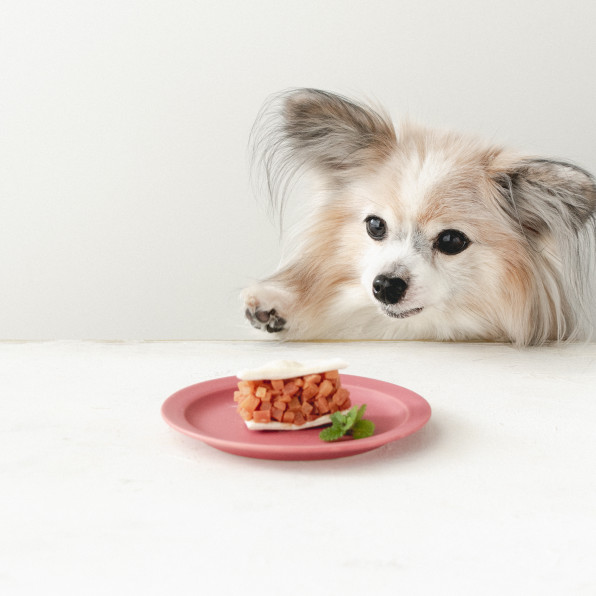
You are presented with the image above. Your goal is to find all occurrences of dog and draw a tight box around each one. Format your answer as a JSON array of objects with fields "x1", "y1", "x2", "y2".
[{"x1": 242, "y1": 89, "x2": 596, "y2": 345}]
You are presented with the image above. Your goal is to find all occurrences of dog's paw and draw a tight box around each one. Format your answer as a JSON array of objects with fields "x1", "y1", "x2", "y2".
[
  {"x1": 245, "y1": 305, "x2": 287, "y2": 333},
  {"x1": 242, "y1": 286, "x2": 292, "y2": 334}
]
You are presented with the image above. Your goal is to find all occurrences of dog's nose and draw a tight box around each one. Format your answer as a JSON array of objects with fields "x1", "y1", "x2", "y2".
[{"x1": 372, "y1": 275, "x2": 408, "y2": 305}]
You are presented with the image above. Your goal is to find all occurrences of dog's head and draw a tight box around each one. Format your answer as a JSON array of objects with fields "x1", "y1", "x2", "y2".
[{"x1": 252, "y1": 89, "x2": 596, "y2": 344}]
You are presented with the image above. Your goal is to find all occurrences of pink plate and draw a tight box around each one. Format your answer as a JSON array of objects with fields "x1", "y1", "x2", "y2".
[{"x1": 161, "y1": 374, "x2": 431, "y2": 461}]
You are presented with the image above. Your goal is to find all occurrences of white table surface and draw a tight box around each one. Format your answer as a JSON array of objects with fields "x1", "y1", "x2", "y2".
[{"x1": 1, "y1": 340, "x2": 595, "y2": 595}]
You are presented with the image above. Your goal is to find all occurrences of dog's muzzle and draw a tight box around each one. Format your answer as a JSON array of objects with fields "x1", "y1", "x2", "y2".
[{"x1": 372, "y1": 275, "x2": 408, "y2": 305}]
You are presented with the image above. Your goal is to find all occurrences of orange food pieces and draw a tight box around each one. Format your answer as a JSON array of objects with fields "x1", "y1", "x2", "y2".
[
  {"x1": 333, "y1": 387, "x2": 350, "y2": 407},
  {"x1": 301, "y1": 401, "x2": 314, "y2": 416},
  {"x1": 317, "y1": 379, "x2": 334, "y2": 399},
  {"x1": 237, "y1": 380, "x2": 257, "y2": 395},
  {"x1": 301, "y1": 384, "x2": 318, "y2": 401},
  {"x1": 272, "y1": 399, "x2": 287, "y2": 412},
  {"x1": 238, "y1": 394, "x2": 259, "y2": 415},
  {"x1": 235, "y1": 370, "x2": 351, "y2": 426},
  {"x1": 304, "y1": 374, "x2": 322, "y2": 385},
  {"x1": 252, "y1": 409, "x2": 272, "y2": 424},
  {"x1": 283, "y1": 381, "x2": 300, "y2": 396},
  {"x1": 270, "y1": 379, "x2": 284, "y2": 391},
  {"x1": 293, "y1": 411, "x2": 306, "y2": 426},
  {"x1": 282, "y1": 411, "x2": 295, "y2": 424},
  {"x1": 315, "y1": 396, "x2": 330, "y2": 415},
  {"x1": 271, "y1": 406, "x2": 285, "y2": 421}
]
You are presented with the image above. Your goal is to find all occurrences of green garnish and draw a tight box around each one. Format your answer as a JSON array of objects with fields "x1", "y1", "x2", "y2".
[{"x1": 319, "y1": 405, "x2": 375, "y2": 442}]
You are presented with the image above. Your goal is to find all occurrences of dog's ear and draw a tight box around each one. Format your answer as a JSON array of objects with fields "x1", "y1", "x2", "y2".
[
  {"x1": 252, "y1": 89, "x2": 396, "y2": 211},
  {"x1": 281, "y1": 89, "x2": 396, "y2": 173},
  {"x1": 493, "y1": 158, "x2": 596, "y2": 239},
  {"x1": 490, "y1": 157, "x2": 596, "y2": 343}
]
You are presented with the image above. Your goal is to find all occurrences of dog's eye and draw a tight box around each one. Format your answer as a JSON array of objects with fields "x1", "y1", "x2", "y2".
[
  {"x1": 434, "y1": 229, "x2": 470, "y2": 255},
  {"x1": 365, "y1": 216, "x2": 387, "y2": 240}
]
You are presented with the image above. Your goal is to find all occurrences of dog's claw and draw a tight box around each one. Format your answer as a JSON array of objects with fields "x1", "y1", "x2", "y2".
[{"x1": 245, "y1": 307, "x2": 286, "y2": 333}]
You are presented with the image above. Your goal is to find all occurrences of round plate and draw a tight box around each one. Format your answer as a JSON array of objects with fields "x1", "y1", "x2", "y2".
[{"x1": 161, "y1": 374, "x2": 431, "y2": 461}]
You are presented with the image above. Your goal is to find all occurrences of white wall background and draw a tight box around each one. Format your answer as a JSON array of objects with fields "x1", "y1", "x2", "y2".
[{"x1": 1, "y1": 0, "x2": 595, "y2": 339}]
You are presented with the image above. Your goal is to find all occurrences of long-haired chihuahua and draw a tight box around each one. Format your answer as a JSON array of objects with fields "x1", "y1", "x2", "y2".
[{"x1": 242, "y1": 89, "x2": 596, "y2": 345}]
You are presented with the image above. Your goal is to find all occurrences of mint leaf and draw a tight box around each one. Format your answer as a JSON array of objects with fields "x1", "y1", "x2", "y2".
[
  {"x1": 319, "y1": 425, "x2": 346, "y2": 442},
  {"x1": 329, "y1": 411, "x2": 347, "y2": 428},
  {"x1": 351, "y1": 419, "x2": 375, "y2": 439},
  {"x1": 344, "y1": 406, "x2": 359, "y2": 429},
  {"x1": 355, "y1": 404, "x2": 367, "y2": 423},
  {"x1": 318, "y1": 405, "x2": 375, "y2": 442}
]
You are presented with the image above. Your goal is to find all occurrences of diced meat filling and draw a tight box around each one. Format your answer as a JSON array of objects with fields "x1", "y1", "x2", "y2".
[{"x1": 234, "y1": 370, "x2": 351, "y2": 425}]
